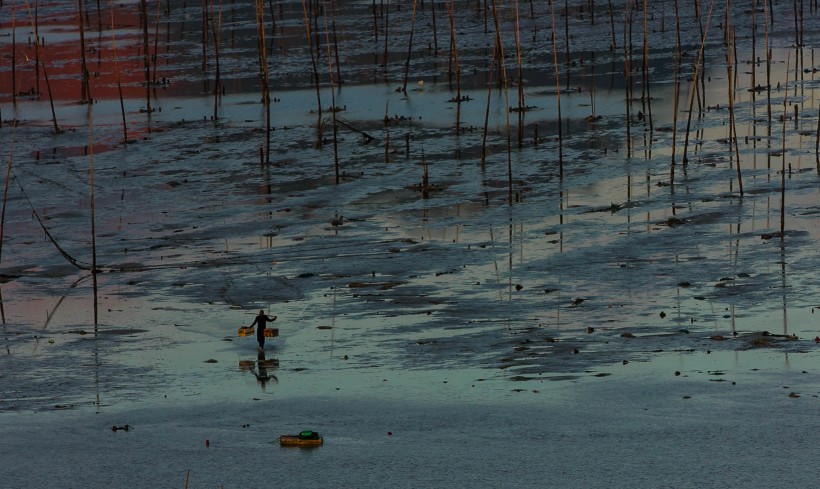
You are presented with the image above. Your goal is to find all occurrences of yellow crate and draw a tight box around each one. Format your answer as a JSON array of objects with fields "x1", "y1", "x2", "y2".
[
  {"x1": 264, "y1": 328, "x2": 279, "y2": 338},
  {"x1": 237, "y1": 326, "x2": 254, "y2": 337}
]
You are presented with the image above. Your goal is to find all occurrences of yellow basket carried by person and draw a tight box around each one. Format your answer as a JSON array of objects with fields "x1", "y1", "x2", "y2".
[{"x1": 238, "y1": 326, "x2": 279, "y2": 337}]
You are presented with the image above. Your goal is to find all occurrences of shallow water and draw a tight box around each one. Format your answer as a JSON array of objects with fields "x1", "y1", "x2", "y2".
[{"x1": 2, "y1": 0, "x2": 820, "y2": 486}]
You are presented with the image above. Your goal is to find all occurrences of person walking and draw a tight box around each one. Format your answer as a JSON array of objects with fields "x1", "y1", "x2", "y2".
[{"x1": 250, "y1": 310, "x2": 277, "y2": 350}]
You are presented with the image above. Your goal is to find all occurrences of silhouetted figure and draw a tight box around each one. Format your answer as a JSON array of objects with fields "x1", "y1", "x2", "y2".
[{"x1": 249, "y1": 310, "x2": 277, "y2": 350}]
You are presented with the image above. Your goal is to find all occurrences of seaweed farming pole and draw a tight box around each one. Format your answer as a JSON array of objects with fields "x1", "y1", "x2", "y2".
[
  {"x1": 430, "y1": 0, "x2": 438, "y2": 53},
  {"x1": 209, "y1": 0, "x2": 223, "y2": 121},
  {"x1": 88, "y1": 108, "x2": 99, "y2": 327},
  {"x1": 489, "y1": 0, "x2": 513, "y2": 204},
  {"x1": 670, "y1": 0, "x2": 681, "y2": 190},
  {"x1": 513, "y1": 0, "x2": 525, "y2": 147},
  {"x1": 330, "y1": 0, "x2": 341, "y2": 84},
  {"x1": 764, "y1": 0, "x2": 771, "y2": 152},
  {"x1": 724, "y1": 9, "x2": 742, "y2": 196},
  {"x1": 641, "y1": 0, "x2": 653, "y2": 131},
  {"x1": 607, "y1": 0, "x2": 616, "y2": 50},
  {"x1": 780, "y1": 54, "x2": 790, "y2": 241},
  {"x1": 622, "y1": 0, "x2": 633, "y2": 158},
  {"x1": 140, "y1": 0, "x2": 152, "y2": 114},
  {"x1": 321, "y1": 0, "x2": 340, "y2": 184},
  {"x1": 446, "y1": 0, "x2": 461, "y2": 133},
  {"x1": 383, "y1": 0, "x2": 389, "y2": 77},
  {"x1": 301, "y1": 0, "x2": 323, "y2": 141},
  {"x1": 0, "y1": 123, "x2": 16, "y2": 320},
  {"x1": 256, "y1": 0, "x2": 272, "y2": 163},
  {"x1": 11, "y1": 0, "x2": 16, "y2": 107},
  {"x1": 152, "y1": 0, "x2": 162, "y2": 86},
  {"x1": 815, "y1": 102, "x2": 819, "y2": 174},
  {"x1": 401, "y1": 0, "x2": 419, "y2": 93},
  {"x1": 682, "y1": 0, "x2": 715, "y2": 165},
  {"x1": 23, "y1": 0, "x2": 62, "y2": 134},
  {"x1": 110, "y1": 0, "x2": 128, "y2": 143},
  {"x1": 78, "y1": 0, "x2": 92, "y2": 103},
  {"x1": 481, "y1": 34, "x2": 500, "y2": 167},
  {"x1": 549, "y1": 0, "x2": 564, "y2": 178}
]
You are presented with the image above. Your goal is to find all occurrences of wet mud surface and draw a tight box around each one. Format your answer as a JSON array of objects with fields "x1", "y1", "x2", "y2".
[{"x1": 1, "y1": 1, "x2": 820, "y2": 486}]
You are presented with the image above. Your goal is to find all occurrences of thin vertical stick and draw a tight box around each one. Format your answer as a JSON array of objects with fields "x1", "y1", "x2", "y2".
[
  {"x1": 152, "y1": 0, "x2": 162, "y2": 86},
  {"x1": 447, "y1": 0, "x2": 461, "y2": 133},
  {"x1": 549, "y1": 0, "x2": 564, "y2": 178},
  {"x1": 682, "y1": 0, "x2": 715, "y2": 165},
  {"x1": 78, "y1": 0, "x2": 91, "y2": 103},
  {"x1": 0, "y1": 118, "x2": 16, "y2": 324},
  {"x1": 210, "y1": 0, "x2": 223, "y2": 121},
  {"x1": 23, "y1": 0, "x2": 55, "y2": 125},
  {"x1": 11, "y1": 0, "x2": 16, "y2": 106},
  {"x1": 430, "y1": 0, "x2": 438, "y2": 53},
  {"x1": 321, "y1": 0, "x2": 340, "y2": 183},
  {"x1": 257, "y1": 0, "x2": 272, "y2": 163},
  {"x1": 641, "y1": 0, "x2": 652, "y2": 131},
  {"x1": 780, "y1": 54, "x2": 790, "y2": 241},
  {"x1": 35, "y1": 1, "x2": 40, "y2": 97},
  {"x1": 401, "y1": 0, "x2": 419, "y2": 93},
  {"x1": 607, "y1": 0, "x2": 616, "y2": 50},
  {"x1": 0, "y1": 123, "x2": 16, "y2": 300},
  {"x1": 670, "y1": 0, "x2": 682, "y2": 191},
  {"x1": 623, "y1": 0, "x2": 633, "y2": 158},
  {"x1": 140, "y1": 0, "x2": 151, "y2": 113},
  {"x1": 89, "y1": 107, "x2": 99, "y2": 328},
  {"x1": 330, "y1": 0, "x2": 341, "y2": 84},
  {"x1": 300, "y1": 0, "x2": 323, "y2": 139},
  {"x1": 110, "y1": 0, "x2": 128, "y2": 143},
  {"x1": 481, "y1": 35, "x2": 499, "y2": 167},
  {"x1": 489, "y1": 0, "x2": 512, "y2": 203},
  {"x1": 815, "y1": 102, "x2": 819, "y2": 174},
  {"x1": 513, "y1": 0, "x2": 525, "y2": 147},
  {"x1": 725, "y1": 15, "x2": 742, "y2": 195},
  {"x1": 765, "y1": 0, "x2": 772, "y2": 150}
]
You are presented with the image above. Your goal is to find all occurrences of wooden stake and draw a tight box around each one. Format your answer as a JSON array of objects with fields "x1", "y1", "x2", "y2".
[{"x1": 401, "y1": 0, "x2": 419, "y2": 93}]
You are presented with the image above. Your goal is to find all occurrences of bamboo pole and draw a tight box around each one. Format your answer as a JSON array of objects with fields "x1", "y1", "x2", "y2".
[
  {"x1": 780, "y1": 54, "x2": 790, "y2": 241},
  {"x1": 152, "y1": 0, "x2": 162, "y2": 86},
  {"x1": 21, "y1": 0, "x2": 57, "y2": 129},
  {"x1": 489, "y1": 0, "x2": 512, "y2": 204},
  {"x1": 480, "y1": 34, "x2": 500, "y2": 167},
  {"x1": 78, "y1": 0, "x2": 91, "y2": 103},
  {"x1": 549, "y1": 0, "x2": 564, "y2": 178},
  {"x1": 514, "y1": 0, "x2": 525, "y2": 147},
  {"x1": 321, "y1": 0, "x2": 340, "y2": 183},
  {"x1": 301, "y1": 0, "x2": 323, "y2": 142},
  {"x1": 330, "y1": 0, "x2": 342, "y2": 84},
  {"x1": 725, "y1": 11, "x2": 742, "y2": 196},
  {"x1": 682, "y1": 0, "x2": 715, "y2": 165},
  {"x1": 641, "y1": 0, "x2": 652, "y2": 131},
  {"x1": 11, "y1": 0, "x2": 16, "y2": 106},
  {"x1": 88, "y1": 107, "x2": 99, "y2": 327},
  {"x1": 209, "y1": 0, "x2": 223, "y2": 121},
  {"x1": 140, "y1": 0, "x2": 151, "y2": 113},
  {"x1": 401, "y1": 0, "x2": 419, "y2": 93},
  {"x1": 623, "y1": 0, "x2": 633, "y2": 158},
  {"x1": 670, "y1": 0, "x2": 681, "y2": 190},
  {"x1": 109, "y1": 0, "x2": 128, "y2": 143},
  {"x1": 446, "y1": 0, "x2": 461, "y2": 133},
  {"x1": 257, "y1": 0, "x2": 272, "y2": 163}
]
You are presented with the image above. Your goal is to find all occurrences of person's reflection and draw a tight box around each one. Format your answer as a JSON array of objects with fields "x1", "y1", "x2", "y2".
[{"x1": 253, "y1": 350, "x2": 278, "y2": 389}]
